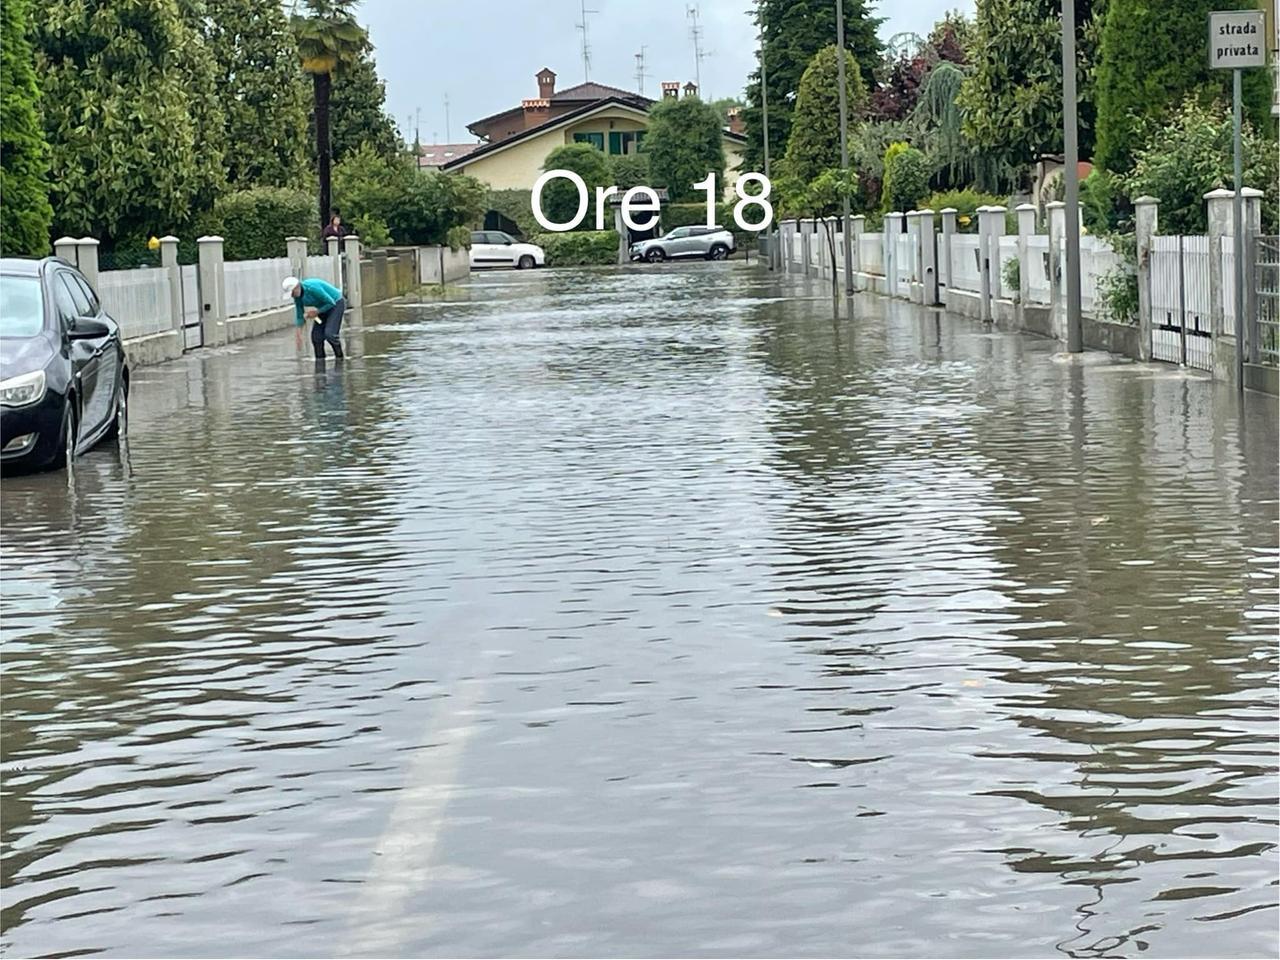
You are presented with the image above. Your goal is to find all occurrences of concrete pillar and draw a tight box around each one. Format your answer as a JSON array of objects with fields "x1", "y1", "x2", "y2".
[
  {"x1": 980, "y1": 205, "x2": 1007, "y2": 305},
  {"x1": 800, "y1": 224, "x2": 811, "y2": 277},
  {"x1": 343, "y1": 235, "x2": 363, "y2": 308},
  {"x1": 1133, "y1": 197, "x2": 1159, "y2": 362},
  {"x1": 850, "y1": 215, "x2": 865, "y2": 289},
  {"x1": 159, "y1": 235, "x2": 182, "y2": 334},
  {"x1": 885, "y1": 212, "x2": 904, "y2": 297},
  {"x1": 327, "y1": 236, "x2": 342, "y2": 289},
  {"x1": 197, "y1": 235, "x2": 226, "y2": 346},
  {"x1": 286, "y1": 236, "x2": 308, "y2": 282},
  {"x1": 939, "y1": 208, "x2": 957, "y2": 298},
  {"x1": 1206, "y1": 187, "x2": 1264, "y2": 361},
  {"x1": 75, "y1": 238, "x2": 100, "y2": 291},
  {"x1": 918, "y1": 209, "x2": 938, "y2": 306},
  {"x1": 1047, "y1": 201, "x2": 1066, "y2": 340},
  {"x1": 1015, "y1": 204, "x2": 1036, "y2": 305},
  {"x1": 905, "y1": 211, "x2": 921, "y2": 299},
  {"x1": 54, "y1": 237, "x2": 79, "y2": 265}
]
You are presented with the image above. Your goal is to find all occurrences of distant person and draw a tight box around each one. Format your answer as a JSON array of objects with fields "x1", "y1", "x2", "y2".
[
  {"x1": 283, "y1": 275, "x2": 345, "y2": 360},
  {"x1": 321, "y1": 209, "x2": 346, "y2": 241}
]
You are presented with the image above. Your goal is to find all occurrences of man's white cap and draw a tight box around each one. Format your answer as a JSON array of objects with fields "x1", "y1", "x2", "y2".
[{"x1": 282, "y1": 276, "x2": 300, "y2": 299}]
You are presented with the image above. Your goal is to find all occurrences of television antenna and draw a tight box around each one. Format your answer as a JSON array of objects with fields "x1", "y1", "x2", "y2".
[
  {"x1": 577, "y1": 0, "x2": 598, "y2": 81},
  {"x1": 634, "y1": 45, "x2": 648, "y2": 96},
  {"x1": 687, "y1": 5, "x2": 712, "y2": 97},
  {"x1": 444, "y1": 93, "x2": 451, "y2": 142}
]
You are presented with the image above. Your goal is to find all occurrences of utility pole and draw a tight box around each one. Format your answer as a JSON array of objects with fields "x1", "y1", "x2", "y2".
[
  {"x1": 1061, "y1": 0, "x2": 1083, "y2": 353},
  {"x1": 760, "y1": 30, "x2": 773, "y2": 271},
  {"x1": 836, "y1": 0, "x2": 853, "y2": 296},
  {"x1": 635, "y1": 46, "x2": 647, "y2": 96},
  {"x1": 577, "y1": 1, "x2": 597, "y2": 82}
]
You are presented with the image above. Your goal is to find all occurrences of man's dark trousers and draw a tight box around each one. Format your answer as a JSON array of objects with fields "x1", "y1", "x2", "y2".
[{"x1": 310, "y1": 297, "x2": 346, "y2": 359}]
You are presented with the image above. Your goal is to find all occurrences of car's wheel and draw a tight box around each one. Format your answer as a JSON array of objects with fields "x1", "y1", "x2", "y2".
[
  {"x1": 645, "y1": 248, "x2": 667, "y2": 263},
  {"x1": 708, "y1": 244, "x2": 729, "y2": 261},
  {"x1": 517, "y1": 254, "x2": 535, "y2": 269},
  {"x1": 105, "y1": 376, "x2": 128, "y2": 441}
]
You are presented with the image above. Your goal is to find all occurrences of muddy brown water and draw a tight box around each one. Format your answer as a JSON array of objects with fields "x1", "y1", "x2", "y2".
[{"x1": 2, "y1": 264, "x2": 1277, "y2": 958}]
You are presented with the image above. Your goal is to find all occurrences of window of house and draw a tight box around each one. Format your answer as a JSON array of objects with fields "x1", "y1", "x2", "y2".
[
  {"x1": 573, "y1": 132, "x2": 604, "y2": 151},
  {"x1": 608, "y1": 131, "x2": 645, "y2": 155}
]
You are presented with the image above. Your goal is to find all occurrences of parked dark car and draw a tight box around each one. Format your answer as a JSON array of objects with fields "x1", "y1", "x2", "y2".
[{"x1": 0, "y1": 257, "x2": 129, "y2": 471}]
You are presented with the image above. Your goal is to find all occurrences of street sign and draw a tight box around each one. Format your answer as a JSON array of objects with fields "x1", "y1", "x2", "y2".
[{"x1": 1209, "y1": 10, "x2": 1267, "y2": 68}]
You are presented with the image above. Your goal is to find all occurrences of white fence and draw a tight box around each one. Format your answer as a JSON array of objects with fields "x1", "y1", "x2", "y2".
[
  {"x1": 1078, "y1": 235, "x2": 1124, "y2": 317},
  {"x1": 950, "y1": 235, "x2": 982, "y2": 293},
  {"x1": 1026, "y1": 235, "x2": 1051, "y2": 304},
  {"x1": 998, "y1": 235, "x2": 1019, "y2": 299},
  {"x1": 895, "y1": 232, "x2": 915, "y2": 297},
  {"x1": 223, "y1": 257, "x2": 291, "y2": 319},
  {"x1": 860, "y1": 234, "x2": 884, "y2": 276},
  {"x1": 305, "y1": 254, "x2": 337, "y2": 286},
  {"x1": 98, "y1": 268, "x2": 171, "y2": 340}
]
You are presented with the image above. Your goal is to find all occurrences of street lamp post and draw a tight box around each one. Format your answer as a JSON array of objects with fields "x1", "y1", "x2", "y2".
[
  {"x1": 1061, "y1": 0, "x2": 1083, "y2": 353},
  {"x1": 835, "y1": 0, "x2": 854, "y2": 296},
  {"x1": 760, "y1": 29, "x2": 774, "y2": 271}
]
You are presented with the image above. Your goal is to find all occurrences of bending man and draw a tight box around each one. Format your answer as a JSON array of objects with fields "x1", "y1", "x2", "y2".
[{"x1": 283, "y1": 275, "x2": 345, "y2": 360}]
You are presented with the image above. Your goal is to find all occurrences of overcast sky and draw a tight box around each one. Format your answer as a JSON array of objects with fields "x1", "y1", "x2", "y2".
[{"x1": 361, "y1": 0, "x2": 975, "y2": 145}]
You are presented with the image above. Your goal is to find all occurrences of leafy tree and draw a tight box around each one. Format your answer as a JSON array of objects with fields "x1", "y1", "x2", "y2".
[
  {"x1": 1095, "y1": 0, "x2": 1272, "y2": 175},
  {"x1": 328, "y1": 47, "x2": 401, "y2": 164},
  {"x1": 387, "y1": 171, "x2": 486, "y2": 246},
  {"x1": 743, "y1": 0, "x2": 883, "y2": 170},
  {"x1": 957, "y1": 0, "x2": 1106, "y2": 172},
  {"x1": 642, "y1": 97, "x2": 725, "y2": 203},
  {"x1": 880, "y1": 142, "x2": 929, "y2": 212},
  {"x1": 609, "y1": 154, "x2": 650, "y2": 191},
  {"x1": 779, "y1": 44, "x2": 867, "y2": 188},
  {"x1": 204, "y1": 0, "x2": 310, "y2": 188},
  {"x1": 1119, "y1": 96, "x2": 1278, "y2": 234},
  {"x1": 35, "y1": 0, "x2": 226, "y2": 242},
  {"x1": 291, "y1": 0, "x2": 367, "y2": 229},
  {"x1": 540, "y1": 143, "x2": 611, "y2": 227},
  {"x1": 909, "y1": 61, "x2": 1018, "y2": 193},
  {"x1": 332, "y1": 141, "x2": 409, "y2": 232},
  {"x1": 869, "y1": 16, "x2": 969, "y2": 122},
  {"x1": 0, "y1": 0, "x2": 53, "y2": 256},
  {"x1": 210, "y1": 187, "x2": 315, "y2": 260}
]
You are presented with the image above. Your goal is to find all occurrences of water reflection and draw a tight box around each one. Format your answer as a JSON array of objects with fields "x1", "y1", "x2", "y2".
[{"x1": 1, "y1": 265, "x2": 1276, "y2": 958}]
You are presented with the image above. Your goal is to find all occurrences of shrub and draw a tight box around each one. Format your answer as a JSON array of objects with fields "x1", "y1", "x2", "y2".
[
  {"x1": 609, "y1": 154, "x2": 650, "y2": 191},
  {"x1": 529, "y1": 230, "x2": 617, "y2": 266},
  {"x1": 1001, "y1": 257, "x2": 1020, "y2": 300},
  {"x1": 212, "y1": 187, "x2": 315, "y2": 260},
  {"x1": 483, "y1": 188, "x2": 537, "y2": 238},
  {"x1": 1080, "y1": 169, "x2": 1122, "y2": 235},
  {"x1": 922, "y1": 189, "x2": 1007, "y2": 232},
  {"x1": 445, "y1": 225, "x2": 471, "y2": 251},
  {"x1": 386, "y1": 171, "x2": 487, "y2": 247},
  {"x1": 881, "y1": 142, "x2": 930, "y2": 213},
  {"x1": 541, "y1": 143, "x2": 611, "y2": 228},
  {"x1": 351, "y1": 214, "x2": 391, "y2": 248},
  {"x1": 1097, "y1": 232, "x2": 1138, "y2": 324}
]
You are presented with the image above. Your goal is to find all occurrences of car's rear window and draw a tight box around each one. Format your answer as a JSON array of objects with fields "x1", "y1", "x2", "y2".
[{"x1": 0, "y1": 276, "x2": 44, "y2": 338}]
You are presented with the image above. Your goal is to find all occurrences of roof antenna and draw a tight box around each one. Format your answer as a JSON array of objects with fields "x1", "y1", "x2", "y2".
[
  {"x1": 577, "y1": 0, "x2": 597, "y2": 82},
  {"x1": 687, "y1": 4, "x2": 711, "y2": 98},
  {"x1": 444, "y1": 92, "x2": 451, "y2": 142},
  {"x1": 634, "y1": 45, "x2": 647, "y2": 96}
]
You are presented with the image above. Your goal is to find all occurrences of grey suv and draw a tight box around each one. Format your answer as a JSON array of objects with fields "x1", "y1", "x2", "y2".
[{"x1": 630, "y1": 225, "x2": 736, "y2": 263}]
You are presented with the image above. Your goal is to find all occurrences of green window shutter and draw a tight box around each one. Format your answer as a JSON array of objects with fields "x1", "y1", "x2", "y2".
[{"x1": 608, "y1": 131, "x2": 623, "y2": 155}]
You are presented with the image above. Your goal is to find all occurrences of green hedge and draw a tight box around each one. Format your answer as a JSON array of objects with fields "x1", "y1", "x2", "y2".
[
  {"x1": 211, "y1": 187, "x2": 316, "y2": 260},
  {"x1": 530, "y1": 230, "x2": 618, "y2": 266},
  {"x1": 922, "y1": 189, "x2": 1008, "y2": 233}
]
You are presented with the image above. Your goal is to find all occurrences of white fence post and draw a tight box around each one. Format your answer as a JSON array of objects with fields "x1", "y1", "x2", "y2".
[
  {"x1": 76, "y1": 238, "x2": 100, "y2": 291},
  {"x1": 343, "y1": 235, "x2": 362, "y2": 308},
  {"x1": 159, "y1": 236, "x2": 182, "y2": 334},
  {"x1": 286, "y1": 236, "x2": 308, "y2": 282},
  {"x1": 850, "y1": 215, "x2": 865, "y2": 290},
  {"x1": 919, "y1": 209, "x2": 938, "y2": 306},
  {"x1": 197, "y1": 235, "x2": 226, "y2": 346},
  {"x1": 54, "y1": 237, "x2": 78, "y2": 264},
  {"x1": 327, "y1": 236, "x2": 342, "y2": 290},
  {"x1": 1046, "y1": 201, "x2": 1066, "y2": 340},
  {"x1": 1134, "y1": 196, "x2": 1159, "y2": 361},
  {"x1": 885, "y1": 212, "x2": 904, "y2": 297}
]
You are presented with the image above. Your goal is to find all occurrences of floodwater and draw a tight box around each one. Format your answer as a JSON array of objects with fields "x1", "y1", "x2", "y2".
[{"x1": 2, "y1": 263, "x2": 1277, "y2": 958}]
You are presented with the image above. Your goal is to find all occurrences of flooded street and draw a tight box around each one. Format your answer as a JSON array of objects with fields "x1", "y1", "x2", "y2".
[{"x1": 2, "y1": 263, "x2": 1277, "y2": 958}]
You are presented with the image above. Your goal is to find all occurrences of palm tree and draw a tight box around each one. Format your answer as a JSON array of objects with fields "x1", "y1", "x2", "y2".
[{"x1": 290, "y1": 0, "x2": 367, "y2": 229}]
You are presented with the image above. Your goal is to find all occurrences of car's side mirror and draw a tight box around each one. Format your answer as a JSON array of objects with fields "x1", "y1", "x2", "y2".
[
  {"x1": 68, "y1": 317, "x2": 110, "y2": 340},
  {"x1": 503, "y1": 240, "x2": 512, "y2": 246}
]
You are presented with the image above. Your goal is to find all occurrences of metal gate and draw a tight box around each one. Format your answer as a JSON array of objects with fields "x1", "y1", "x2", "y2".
[
  {"x1": 1150, "y1": 235, "x2": 1213, "y2": 371},
  {"x1": 1251, "y1": 236, "x2": 1279, "y2": 367},
  {"x1": 180, "y1": 264, "x2": 203, "y2": 350}
]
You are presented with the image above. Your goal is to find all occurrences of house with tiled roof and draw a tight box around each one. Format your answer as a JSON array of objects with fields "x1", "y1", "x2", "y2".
[{"x1": 441, "y1": 67, "x2": 747, "y2": 201}]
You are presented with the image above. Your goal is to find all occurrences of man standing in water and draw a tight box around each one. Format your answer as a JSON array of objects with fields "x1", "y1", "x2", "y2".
[{"x1": 283, "y1": 275, "x2": 345, "y2": 360}]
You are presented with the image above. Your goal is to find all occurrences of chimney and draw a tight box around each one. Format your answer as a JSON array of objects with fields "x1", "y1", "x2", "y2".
[
  {"x1": 537, "y1": 67, "x2": 556, "y2": 100},
  {"x1": 727, "y1": 106, "x2": 744, "y2": 135},
  {"x1": 661, "y1": 81, "x2": 679, "y2": 100},
  {"x1": 683, "y1": 81, "x2": 698, "y2": 98}
]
